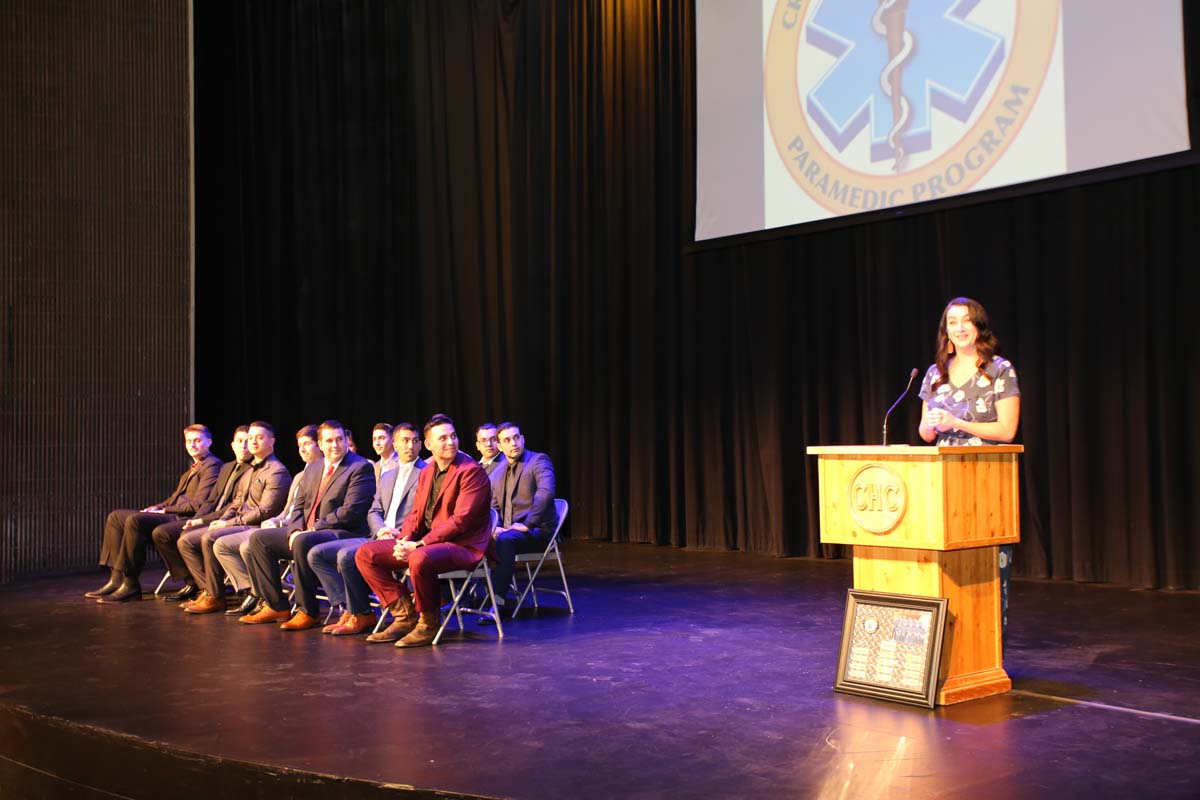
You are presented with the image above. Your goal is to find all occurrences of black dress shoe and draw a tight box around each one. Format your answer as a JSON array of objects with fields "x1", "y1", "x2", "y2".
[
  {"x1": 163, "y1": 584, "x2": 200, "y2": 603},
  {"x1": 97, "y1": 579, "x2": 142, "y2": 603},
  {"x1": 84, "y1": 575, "x2": 122, "y2": 599},
  {"x1": 227, "y1": 594, "x2": 260, "y2": 616}
]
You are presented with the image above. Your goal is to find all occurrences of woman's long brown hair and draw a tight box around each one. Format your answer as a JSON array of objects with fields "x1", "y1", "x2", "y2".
[{"x1": 932, "y1": 297, "x2": 1001, "y2": 391}]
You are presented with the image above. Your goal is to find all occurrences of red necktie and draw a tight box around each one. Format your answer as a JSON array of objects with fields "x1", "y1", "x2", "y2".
[{"x1": 305, "y1": 465, "x2": 336, "y2": 530}]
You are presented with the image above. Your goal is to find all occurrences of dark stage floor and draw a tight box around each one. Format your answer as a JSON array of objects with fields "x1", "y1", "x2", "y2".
[{"x1": 2, "y1": 541, "x2": 1199, "y2": 799}]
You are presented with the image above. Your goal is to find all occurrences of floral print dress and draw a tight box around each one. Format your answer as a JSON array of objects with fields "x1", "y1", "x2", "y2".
[{"x1": 918, "y1": 356, "x2": 1020, "y2": 445}]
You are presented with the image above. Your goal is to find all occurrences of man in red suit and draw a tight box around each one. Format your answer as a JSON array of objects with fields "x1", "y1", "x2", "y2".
[{"x1": 356, "y1": 413, "x2": 492, "y2": 648}]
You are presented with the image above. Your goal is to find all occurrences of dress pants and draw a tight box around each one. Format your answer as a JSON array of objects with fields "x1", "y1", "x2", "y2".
[
  {"x1": 246, "y1": 529, "x2": 355, "y2": 616},
  {"x1": 99, "y1": 509, "x2": 177, "y2": 579},
  {"x1": 212, "y1": 529, "x2": 257, "y2": 592},
  {"x1": 355, "y1": 540, "x2": 480, "y2": 614},
  {"x1": 307, "y1": 538, "x2": 372, "y2": 613},
  {"x1": 488, "y1": 528, "x2": 550, "y2": 602},
  {"x1": 150, "y1": 519, "x2": 195, "y2": 584},
  {"x1": 180, "y1": 525, "x2": 250, "y2": 598}
]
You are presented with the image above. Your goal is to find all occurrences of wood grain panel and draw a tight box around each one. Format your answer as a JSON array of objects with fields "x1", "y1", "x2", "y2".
[{"x1": 0, "y1": 0, "x2": 191, "y2": 583}]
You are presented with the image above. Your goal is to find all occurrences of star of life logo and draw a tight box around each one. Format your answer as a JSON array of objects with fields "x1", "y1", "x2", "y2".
[{"x1": 765, "y1": 0, "x2": 1060, "y2": 215}]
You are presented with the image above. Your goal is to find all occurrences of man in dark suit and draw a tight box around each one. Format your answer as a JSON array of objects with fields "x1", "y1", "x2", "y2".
[
  {"x1": 209, "y1": 424, "x2": 320, "y2": 616},
  {"x1": 87, "y1": 424, "x2": 223, "y2": 603},
  {"x1": 149, "y1": 425, "x2": 251, "y2": 603},
  {"x1": 487, "y1": 421, "x2": 559, "y2": 609},
  {"x1": 475, "y1": 422, "x2": 504, "y2": 476},
  {"x1": 309, "y1": 422, "x2": 427, "y2": 635},
  {"x1": 177, "y1": 421, "x2": 293, "y2": 614},
  {"x1": 240, "y1": 419, "x2": 375, "y2": 629},
  {"x1": 357, "y1": 413, "x2": 493, "y2": 648}
]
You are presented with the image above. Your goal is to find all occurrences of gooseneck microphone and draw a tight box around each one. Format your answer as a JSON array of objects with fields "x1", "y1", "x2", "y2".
[{"x1": 882, "y1": 367, "x2": 919, "y2": 446}]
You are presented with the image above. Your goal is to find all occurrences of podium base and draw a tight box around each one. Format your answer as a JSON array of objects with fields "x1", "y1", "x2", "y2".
[{"x1": 937, "y1": 667, "x2": 1012, "y2": 705}]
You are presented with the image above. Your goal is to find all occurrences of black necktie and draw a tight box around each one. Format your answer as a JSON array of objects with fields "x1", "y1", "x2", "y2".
[{"x1": 502, "y1": 463, "x2": 517, "y2": 527}]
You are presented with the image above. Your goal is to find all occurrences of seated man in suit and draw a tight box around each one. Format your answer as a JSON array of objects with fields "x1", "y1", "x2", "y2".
[
  {"x1": 487, "y1": 421, "x2": 559, "y2": 610},
  {"x1": 371, "y1": 422, "x2": 398, "y2": 482},
  {"x1": 241, "y1": 419, "x2": 375, "y2": 629},
  {"x1": 150, "y1": 425, "x2": 251, "y2": 603},
  {"x1": 357, "y1": 413, "x2": 493, "y2": 648},
  {"x1": 209, "y1": 424, "x2": 319, "y2": 616},
  {"x1": 475, "y1": 422, "x2": 503, "y2": 476},
  {"x1": 309, "y1": 422, "x2": 427, "y2": 636},
  {"x1": 177, "y1": 421, "x2": 292, "y2": 614},
  {"x1": 87, "y1": 424, "x2": 223, "y2": 603}
]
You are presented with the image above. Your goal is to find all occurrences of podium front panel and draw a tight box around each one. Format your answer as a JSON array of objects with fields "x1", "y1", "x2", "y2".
[{"x1": 808, "y1": 445, "x2": 1021, "y2": 551}]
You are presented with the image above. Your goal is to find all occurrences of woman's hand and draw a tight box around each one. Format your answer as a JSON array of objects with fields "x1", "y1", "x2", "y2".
[{"x1": 933, "y1": 410, "x2": 960, "y2": 432}]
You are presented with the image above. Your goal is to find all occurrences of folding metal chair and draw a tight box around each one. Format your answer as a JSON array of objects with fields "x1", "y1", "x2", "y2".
[
  {"x1": 433, "y1": 510, "x2": 504, "y2": 644},
  {"x1": 509, "y1": 498, "x2": 573, "y2": 618}
]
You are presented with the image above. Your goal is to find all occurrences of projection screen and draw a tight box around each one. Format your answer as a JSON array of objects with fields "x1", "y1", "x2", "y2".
[{"x1": 695, "y1": 0, "x2": 1193, "y2": 242}]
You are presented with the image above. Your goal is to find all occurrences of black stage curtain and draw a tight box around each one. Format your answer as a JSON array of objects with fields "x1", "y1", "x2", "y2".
[{"x1": 195, "y1": 1, "x2": 1200, "y2": 589}]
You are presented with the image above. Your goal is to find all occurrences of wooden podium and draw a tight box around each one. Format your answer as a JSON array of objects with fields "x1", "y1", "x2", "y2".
[{"x1": 806, "y1": 445, "x2": 1022, "y2": 705}]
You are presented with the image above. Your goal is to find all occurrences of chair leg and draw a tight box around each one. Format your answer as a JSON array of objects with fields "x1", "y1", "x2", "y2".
[
  {"x1": 153, "y1": 572, "x2": 172, "y2": 595},
  {"x1": 556, "y1": 556, "x2": 574, "y2": 613},
  {"x1": 482, "y1": 566, "x2": 504, "y2": 639},
  {"x1": 511, "y1": 562, "x2": 537, "y2": 616},
  {"x1": 433, "y1": 576, "x2": 474, "y2": 646},
  {"x1": 526, "y1": 562, "x2": 540, "y2": 608},
  {"x1": 373, "y1": 604, "x2": 391, "y2": 634}
]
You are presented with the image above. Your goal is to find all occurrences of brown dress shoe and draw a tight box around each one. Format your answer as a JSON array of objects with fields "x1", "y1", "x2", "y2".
[
  {"x1": 366, "y1": 595, "x2": 417, "y2": 643},
  {"x1": 279, "y1": 611, "x2": 322, "y2": 631},
  {"x1": 184, "y1": 593, "x2": 224, "y2": 614},
  {"x1": 322, "y1": 610, "x2": 351, "y2": 634},
  {"x1": 180, "y1": 590, "x2": 209, "y2": 611},
  {"x1": 396, "y1": 610, "x2": 441, "y2": 648},
  {"x1": 329, "y1": 612, "x2": 377, "y2": 636},
  {"x1": 239, "y1": 606, "x2": 291, "y2": 625}
]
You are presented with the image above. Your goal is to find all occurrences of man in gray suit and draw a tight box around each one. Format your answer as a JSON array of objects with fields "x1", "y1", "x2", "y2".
[
  {"x1": 87, "y1": 424, "x2": 223, "y2": 603},
  {"x1": 487, "y1": 421, "x2": 559, "y2": 610},
  {"x1": 240, "y1": 419, "x2": 375, "y2": 629},
  {"x1": 177, "y1": 421, "x2": 293, "y2": 614},
  {"x1": 309, "y1": 421, "x2": 427, "y2": 635}
]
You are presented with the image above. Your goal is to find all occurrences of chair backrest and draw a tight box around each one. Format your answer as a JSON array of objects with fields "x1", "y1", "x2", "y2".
[
  {"x1": 550, "y1": 498, "x2": 568, "y2": 542},
  {"x1": 488, "y1": 507, "x2": 500, "y2": 544}
]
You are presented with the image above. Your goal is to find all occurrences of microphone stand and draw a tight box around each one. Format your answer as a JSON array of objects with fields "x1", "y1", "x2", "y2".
[{"x1": 882, "y1": 368, "x2": 919, "y2": 446}]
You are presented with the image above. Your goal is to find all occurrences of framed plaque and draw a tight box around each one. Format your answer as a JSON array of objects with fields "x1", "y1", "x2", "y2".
[{"x1": 834, "y1": 590, "x2": 948, "y2": 708}]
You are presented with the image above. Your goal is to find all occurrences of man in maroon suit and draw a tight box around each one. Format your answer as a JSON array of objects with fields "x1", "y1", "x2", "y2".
[{"x1": 356, "y1": 413, "x2": 492, "y2": 648}]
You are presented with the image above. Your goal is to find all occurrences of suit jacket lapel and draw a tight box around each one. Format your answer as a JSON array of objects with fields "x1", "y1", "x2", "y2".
[
  {"x1": 172, "y1": 455, "x2": 210, "y2": 504},
  {"x1": 321, "y1": 459, "x2": 351, "y2": 513},
  {"x1": 401, "y1": 458, "x2": 424, "y2": 502},
  {"x1": 379, "y1": 468, "x2": 397, "y2": 513},
  {"x1": 413, "y1": 463, "x2": 436, "y2": 519}
]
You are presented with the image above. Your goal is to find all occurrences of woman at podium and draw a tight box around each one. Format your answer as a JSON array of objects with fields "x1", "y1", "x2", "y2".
[{"x1": 917, "y1": 296, "x2": 1021, "y2": 642}]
